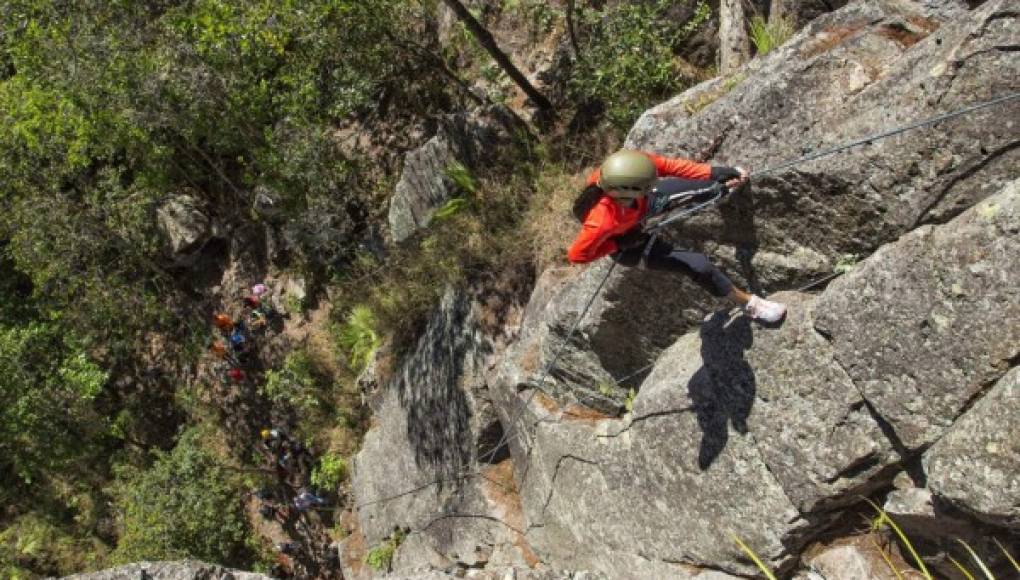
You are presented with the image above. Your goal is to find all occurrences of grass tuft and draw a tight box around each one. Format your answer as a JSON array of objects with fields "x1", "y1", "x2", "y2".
[
  {"x1": 749, "y1": 14, "x2": 795, "y2": 56},
  {"x1": 994, "y1": 538, "x2": 1020, "y2": 572},
  {"x1": 337, "y1": 305, "x2": 380, "y2": 373},
  {"x1": 865, "y1": 498, "x2": 932, "y2": 579},
  {"x1": 957, "y1": 539, "x2": 995, "y2": 579},
  {"x1": 730, "y1": 533, "x2": 778, "y2": 580}
]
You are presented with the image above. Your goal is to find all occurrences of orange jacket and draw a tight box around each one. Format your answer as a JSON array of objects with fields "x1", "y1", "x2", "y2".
[{"x1": 567, "y1": 152, "x2": 711, "y2": 263}]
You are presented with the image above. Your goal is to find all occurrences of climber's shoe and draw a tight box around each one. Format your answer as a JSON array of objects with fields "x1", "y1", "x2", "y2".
[{"x1": 745, "y1": 295, "x2": 787, "y2": 323}]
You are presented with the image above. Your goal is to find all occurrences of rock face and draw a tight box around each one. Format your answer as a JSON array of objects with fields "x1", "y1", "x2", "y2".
[
  {"x1": 814, "y1": 180, "x2": 1020, "y2": 451},
  {"x1": 629, "y1": 0, "x2": 1017, "y2": 289},
  {"x1": 349, "y1": 289, "x2": 534, "y2": 577},
  {"x1": 157, "y1": 194, "x2": 213, "y2": 260},
  {"x1": 924, "y1": 366, "x2": 1020, "y2": 529},
  {"x1": 388, "y1": 106, "x2": 525, "y2": 242},
  {"x1": 351, "y1": 1, "x2": 1020, "y2": 578},
  {"x1": 62, "y1": 561, "x2": 270, "y2": 580}
]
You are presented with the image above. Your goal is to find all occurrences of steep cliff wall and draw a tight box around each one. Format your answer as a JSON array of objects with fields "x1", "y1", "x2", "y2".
[{"x1": 347, "y1": 0, "x2": 1018, "y2": 578}]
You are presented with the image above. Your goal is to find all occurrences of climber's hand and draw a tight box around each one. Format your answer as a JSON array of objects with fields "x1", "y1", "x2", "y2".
[{"x1": 725, "y1": 166, "x2": 749, "y2": 191}]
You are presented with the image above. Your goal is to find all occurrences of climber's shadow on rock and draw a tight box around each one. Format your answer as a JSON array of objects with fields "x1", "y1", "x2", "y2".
[{"x1": 688, "y1": 312, "x2": 756, "y2": 470}]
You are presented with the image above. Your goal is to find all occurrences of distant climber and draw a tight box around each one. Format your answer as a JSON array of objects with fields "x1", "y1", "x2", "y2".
[
  {"x1": 567, "y1": 150, "x2": 786, "y2": 323},
  {"x1": 293, "y1": 489, "x2": 327, "y2": 512},
  {"x1": 212, "y1": 313, "x2": 234, "y2": 331}
]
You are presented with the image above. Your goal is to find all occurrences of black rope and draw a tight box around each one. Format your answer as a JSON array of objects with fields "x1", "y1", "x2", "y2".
[
  {"x1": 750, "y1": 92, "x2": 1020, "y2": 178},
  {"x1": 351, "y1": 91, "x2": 1020, "y2": 511}
]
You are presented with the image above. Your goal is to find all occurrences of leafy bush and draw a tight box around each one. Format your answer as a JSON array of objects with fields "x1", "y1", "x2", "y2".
[
  {"x1": 0, "y1": 514, "x2": 110, "y2": 578},
  {"x1": 260, "y1": 349, "x2": 324, "y2": 414},
  {"x1": 749, "y1": 14, "x2": 795, "y2": 56},
  {"x1": 0, "y1": 320, "x2": 107, "y2": 484},
  {"x1": 569, "y1": 0, "x2": 711, "y2": 129},
  {"x1": 310, "y1": 453, "x2": 348, "y2": 491},
  {"x1": 110, "y1": 429, "x2": 252, "y2": 567},
  {"x1": 365, "y1": 528, "x2": 405, "y2": 572}
]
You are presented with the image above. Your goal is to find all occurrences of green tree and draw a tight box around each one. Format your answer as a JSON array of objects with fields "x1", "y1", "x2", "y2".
[{"x1": 110, "y1": 429, "x2": 252, "y2": 566}]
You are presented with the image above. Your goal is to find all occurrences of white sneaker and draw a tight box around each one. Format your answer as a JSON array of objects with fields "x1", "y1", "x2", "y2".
[{"x1": 745, "y1": 295, "x2": 787, "y2": 323}]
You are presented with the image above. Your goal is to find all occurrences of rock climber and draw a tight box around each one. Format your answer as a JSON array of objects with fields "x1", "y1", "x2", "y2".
[
  {"x1": 293, "y1": 489, "x2": 327, "y2": 512},
  {"x1": 567, "y1": 150, "x2": 786, "y2": 323},
  {"x1": 212, "y1": 313, "x2": 233, "y2": 332}
]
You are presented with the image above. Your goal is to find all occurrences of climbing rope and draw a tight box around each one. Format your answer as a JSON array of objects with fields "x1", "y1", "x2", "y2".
[{"x1": 353, "y1": 91, "x2": 1020, "y2": 510}]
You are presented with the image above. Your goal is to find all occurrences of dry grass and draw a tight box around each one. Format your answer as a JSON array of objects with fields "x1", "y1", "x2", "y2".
[{"x1": 523, "y1": 163, "x2": 586, "y2": 273}]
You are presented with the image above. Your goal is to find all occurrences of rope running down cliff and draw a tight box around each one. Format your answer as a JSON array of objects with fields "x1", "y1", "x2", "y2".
[{"x1": 354, "y1": 91, "x2": 1020, "y2": 510}]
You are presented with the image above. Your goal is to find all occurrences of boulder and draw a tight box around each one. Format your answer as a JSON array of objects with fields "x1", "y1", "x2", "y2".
[
  {"x1": 157, "y1": 194, "x2": 212, "y2": 259},
  {"x1": 507, "y1": 292, "x2": 904, "y2": 576},
  {"x1": 62, "y1": 561, "x2": 269, "y2": 580},
  {"x1": 796, "y1": 537, "x2": 902, "y2": 580},
  {"x1": 389, "y1": 106, "x2": 526, "y2": 242},
  {"x1": 814, "y1": 180, "x2": 1020, "y2": 450},
  {"x1": 924, "y1": 366, "x2": 1020, "y2": 529}
]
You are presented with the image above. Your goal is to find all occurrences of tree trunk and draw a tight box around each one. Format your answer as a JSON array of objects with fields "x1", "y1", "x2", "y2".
[
  {"x1": 719, "y1": 0, "x2": 750, "y2": 75},
  {"x1": 770, "y1": 0, "x2": 791, "y2": 25},
  {"x1": 440, "y1": 0, "x2": 555, "y2": 115}
]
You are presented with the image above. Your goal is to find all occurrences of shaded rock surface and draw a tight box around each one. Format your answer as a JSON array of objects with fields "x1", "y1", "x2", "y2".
[
  {"x1": 388, "y1": 106, "x2": 525, "y2": 242},
  {"x1": 62, "y1": 561, "x2": 270, "y2": 580}
]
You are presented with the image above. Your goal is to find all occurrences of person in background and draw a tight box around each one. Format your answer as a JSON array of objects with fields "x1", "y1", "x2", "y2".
[{"x1": 567, "y1": 150, "x2": 786, "y2": 323}]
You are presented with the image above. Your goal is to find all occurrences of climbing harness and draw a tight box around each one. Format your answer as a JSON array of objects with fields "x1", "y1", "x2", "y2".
[{"x1": 354, "y1": 91, "x2": 1020, "y2": 511}]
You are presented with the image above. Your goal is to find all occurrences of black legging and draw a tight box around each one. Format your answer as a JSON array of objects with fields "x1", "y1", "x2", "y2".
[
  {"x1": 613, "y1": 239, "x2": 735, "y2": 297},
  {"x1": 612, "y1": 176, "x2": 734, "y2": 297}
]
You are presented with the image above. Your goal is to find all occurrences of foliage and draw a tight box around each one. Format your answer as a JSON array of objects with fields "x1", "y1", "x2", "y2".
[
  {"x1": 445, "y1": 161, "x2": 478, "y2": 195},
  {"x1": 365, "y1": 528, "x2": 406, "y2": 572},
  {"x1": 749, "y1": 14, "x2": 796, "y2": 56},
  {"x1": 337, "y1": 305, "x2": 381, "y2": 373},
  {"x1": 260, "y1": 349, "x2": 323, "y2": 414},
  {"x1": 0, "y1": 513, "x2": 110, "y2": 578},
  {"x1": 110, "y1": 429, "x2": 252, "y2": 567},
  {"x1": 834, "y1": 253, "x2": 860, "y2": 274},
  {"x1": 0, "y1": 263, "x2": 108, "y2": 484},
  {"x1": 310, "y1": 453, "x2": 348, "y2": 491},
  {"x1": 569, "y1": 0, "x2": 711, "y2": 129},
  {"x1": 625, "y1": 388, "x2": 637, "y2": 413}
]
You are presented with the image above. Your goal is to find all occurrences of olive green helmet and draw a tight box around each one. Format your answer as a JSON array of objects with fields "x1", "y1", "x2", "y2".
[{"x1": 599, "y1": 150, "x2": 656, "y2": 198}]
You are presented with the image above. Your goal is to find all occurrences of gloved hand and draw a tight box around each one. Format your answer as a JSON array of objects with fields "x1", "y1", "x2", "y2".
[
  {"x1": 613, "y1": 229, "x2": 650, "y2": 251},
  {"x1": 711, "y1": 165, "x2": 749, "y2": 192}
]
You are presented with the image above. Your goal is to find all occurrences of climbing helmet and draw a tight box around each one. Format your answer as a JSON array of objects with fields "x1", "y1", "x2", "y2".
[{"x1": 599, "y1": 150, "x2": 656, "y2": 199}]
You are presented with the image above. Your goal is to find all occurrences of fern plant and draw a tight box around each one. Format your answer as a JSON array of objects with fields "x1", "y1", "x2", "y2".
[{"x1": 338, "y1": 305, "x2": 380, "y2": 373}]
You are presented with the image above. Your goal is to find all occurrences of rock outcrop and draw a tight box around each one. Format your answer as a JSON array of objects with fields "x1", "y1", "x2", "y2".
[
  {"x1": 63, "y1": 561, "x2": 270, "y2": 580},
  {"x1": 350, "y1": 0, "x2": 1019, "y2": 577},
  {"x1": 157, "y1": 194, "x2": 214, "y2": 262},
  {"x1": 388, "y1": 107, "x2": 526, "y2": 242}
]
